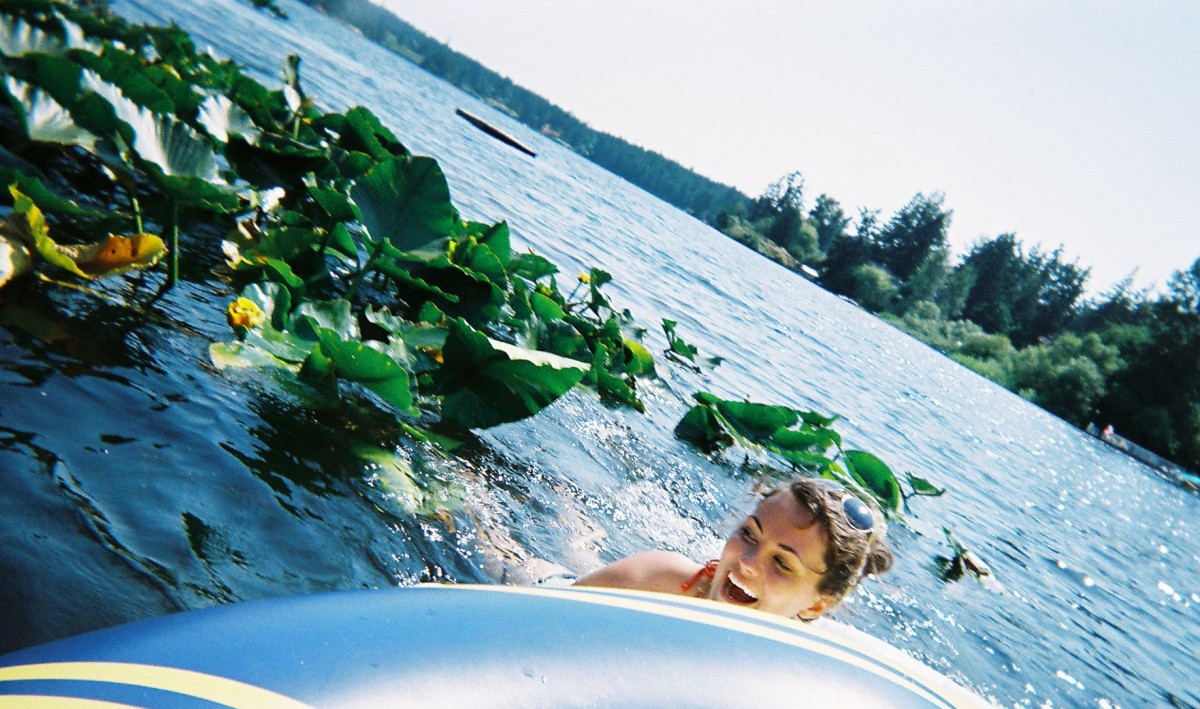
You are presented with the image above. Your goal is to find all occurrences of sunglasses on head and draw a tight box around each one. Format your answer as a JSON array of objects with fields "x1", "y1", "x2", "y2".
[
  {"x1": 841, "y1": 495, "x2": 875, "y2": 532},
  {"x1": 822, "y1": 480, "x2": 875, "y2": 533}
]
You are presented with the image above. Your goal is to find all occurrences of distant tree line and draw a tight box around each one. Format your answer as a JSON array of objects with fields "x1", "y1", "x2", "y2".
[
  {"x1": 300, "y1": 0, "x2": 1199, "y2": 475},
  {"x1": 297, "y1": 0, "x2": 746, "y2": 223},
  {"x1": 725, "y1": 173, "x2": 1200, "y2": 474}
]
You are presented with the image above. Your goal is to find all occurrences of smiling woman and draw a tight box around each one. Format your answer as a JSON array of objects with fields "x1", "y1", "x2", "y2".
[{"x1": 574, "y1": 477, "x2": 892, "y2": 620}]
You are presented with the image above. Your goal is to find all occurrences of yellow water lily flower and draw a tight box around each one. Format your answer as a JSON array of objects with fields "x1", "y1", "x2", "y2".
[
  {"x1": 227, "y1": 297, "x2": 265, "y2": 329},
  {"x1": 577, "y1": 272, "x2": 590, "y2": 284}
]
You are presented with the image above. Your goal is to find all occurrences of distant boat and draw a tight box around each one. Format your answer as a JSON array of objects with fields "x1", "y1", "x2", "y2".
[
  {"x1": 1086, "y1": 423, "x2": 1199, "y2": 492},
  {"x1": 455, "y1": 108, "x2": 537, "y2": 158}
]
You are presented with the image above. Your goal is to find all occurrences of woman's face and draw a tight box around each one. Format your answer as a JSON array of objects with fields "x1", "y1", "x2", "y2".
[{"x1": 708, "y1": 491, "x2": 832, "y2": 619}]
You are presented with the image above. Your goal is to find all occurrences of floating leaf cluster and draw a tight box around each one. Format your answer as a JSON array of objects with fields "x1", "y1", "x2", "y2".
[
  {"x1": 0, "y1": 0, "x2": 656, "y2": 431},
  {"x1": 675, "y1": 392, "x2": 905, "y2": 514}
]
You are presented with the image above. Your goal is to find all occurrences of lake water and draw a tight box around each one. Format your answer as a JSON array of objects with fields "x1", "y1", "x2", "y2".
[{"x1": 1, "y1": 0, "x2": 1197, "y2": 706}]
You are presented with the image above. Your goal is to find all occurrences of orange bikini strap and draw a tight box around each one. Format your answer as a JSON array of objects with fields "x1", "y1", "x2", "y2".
[{"x1": 680, "y1": 559, "x2": 719, "y2": 592}]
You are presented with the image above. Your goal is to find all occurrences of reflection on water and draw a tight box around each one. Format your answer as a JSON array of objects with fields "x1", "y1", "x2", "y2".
[{"x1": 0, "y1": 0, "x2": 1196, "y2": 706}]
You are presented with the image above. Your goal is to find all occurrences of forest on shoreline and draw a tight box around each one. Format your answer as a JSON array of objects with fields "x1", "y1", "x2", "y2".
[{"x1": 298, "y1": 0, "x2": 1199, "y2": 476}]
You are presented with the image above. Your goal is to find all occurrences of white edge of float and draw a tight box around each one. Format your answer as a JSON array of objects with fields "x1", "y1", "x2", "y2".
[{"x1": 424, "y1": 584, "x2": 995, "y2": 708}]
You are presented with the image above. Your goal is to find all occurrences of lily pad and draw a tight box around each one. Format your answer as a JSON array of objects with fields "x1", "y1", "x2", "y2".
[
  {"x1": 436, "y1": 318, "x2": 588, "y2": 429},
  {"x1": 842, "y1": 449, "x2": 903, "y2": 515},
  {"x1": 352, "y1": 154, "x2": 455, "y2": 257}
]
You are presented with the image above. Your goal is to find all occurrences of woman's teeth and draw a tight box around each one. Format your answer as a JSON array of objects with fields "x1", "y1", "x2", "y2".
[{"x1": 725, "y1": 576, "x2": 758, "y2": 604}]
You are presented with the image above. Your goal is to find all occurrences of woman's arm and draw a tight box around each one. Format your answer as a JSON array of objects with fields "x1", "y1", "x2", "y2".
[{"x1": 573, "y1": 551, "x2": 699, "y2": 595}]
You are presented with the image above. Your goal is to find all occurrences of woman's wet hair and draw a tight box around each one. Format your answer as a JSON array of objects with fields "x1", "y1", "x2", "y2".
[{"x1": 780, "y1": 479, "x2": 893, "y2": 608}]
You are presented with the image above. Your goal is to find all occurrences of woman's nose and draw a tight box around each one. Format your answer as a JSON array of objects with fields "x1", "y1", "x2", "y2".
[{"x1": 738, "y1": 548, "x2": 761, "y2": 576}]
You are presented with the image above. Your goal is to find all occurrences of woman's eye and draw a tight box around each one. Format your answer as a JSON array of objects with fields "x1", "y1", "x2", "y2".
[
  {"x1": 775, "y1": 557, "x2": 792, "y2": 573},
  {"x1": 740, "y1": 527, "x2": 758, "y2": 543}
]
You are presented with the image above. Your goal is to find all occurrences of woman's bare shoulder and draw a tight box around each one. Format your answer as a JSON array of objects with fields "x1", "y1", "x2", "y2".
[{"x1": 574, "y1": 551, "x2": 698, "y2": 594}]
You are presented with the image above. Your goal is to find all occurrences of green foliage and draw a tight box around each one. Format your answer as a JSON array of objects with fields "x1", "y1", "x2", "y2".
[
  {"x1": 871, "y1": 193, "x2": 951, "y2": 282},
  {"x1": 958, "y1": 234, "x2": 1089, "y2": 347},
  {"x1": 0, "y1": 0, "x2": 669, "y2": 433},
  {"x1": 674, "y1": 391, "x2": 905, "y2": 513},
  {"x1": 849, "y1": 264, "x2": 898, "y2": 312}
]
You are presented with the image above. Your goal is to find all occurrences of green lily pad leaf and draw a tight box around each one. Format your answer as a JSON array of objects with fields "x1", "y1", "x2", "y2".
[
  {"x1": 341, "y1": 105, "x2": 408, "y2": 161},
  {"x1": 477, "y1": 220, "x2": 510, "y2": 264},
  {"x1": 352, "y1": 155, "x2": 455, "y2": 257},
  {"x1": 843, "y1": 449, "x2": 902, "y2": 514},
  {"x1": 776, "y1": 450, "x2": 837, "y2": 473},
  {"x1": 365, "y1": 307, "x2": 446, "y2": 373},
  {"x1": 437, "y1": 317, "x2": 588, "y2": 429},
  {"x1": 298, "y1": 343, "x2": 338, "y2": 398},
  {"x1": 314, "y1": 327, "x2": 417, "y2": 415},
  {"x1": 307, "y1": 184, "x2": 358, "y2": 224},
  {"x1": 663, "y1": 318, "x2": 699, "y2": 362},
  {"x1": 699, "y1": 392, "x2": 798, "y2": 443},
  {"x1": 262, "y1": 257, "x2": 305, "y2": 302},
  {"x1": 26, "y1": 54, "x2": 85, "y2": 107},
  {"x1": 208, "y1": 340, "x2": 301, "y2": 371},
  {"x1": 589, "y1": 342, "x2": 644, "y2": 412},
  {"x1": 326, "y1": 222, "x2": 357, "y2": 260},
  {"x1": 294, "y1": 298, "x2": 357, "y2": 341},
  {"x1": 2, "y1": 76, "x2": 97, "y2": 150},
  {"x1": 799, "y1": 410, "x2": 841, "y2": 428},
  {"x1": 196, "y1": 94, "x2": 261, "y2": 144},
  {"x1": 331, "y1": 148, "x2": 375, "y2": 181},
  {"x1": 530, "y1": 291, "x2": 565, "y2": 321},
  {"x1": 674, "y1": 403, "x2": 734, "y2": 449},
  {"x1": 81, "y1": 70, "x2": 223, "y2": 185},
  {"x1": 351, "y1": 442, "x2": 463, "y2": 517},
  {"x1": 374, "y1": 258, "x2": 461, "y2": 305},
  {"x1": 510, "y1": 251, "x2": 557, "y2": 282},
  {"x1": 0, "y1": 13, "x2": 93, "y2": 58},
  {"x1": 456, "y1": 240, "x2": 508, "y2": 289},
  {"x1": 351, "y1": 442, "x2": 425, "y2": 514},
  {"x1": 418, "y1": 301, "x2": 445, "y2": 324},
  {"x1": 906, "y1": 473, "x2": 946, "y2": 497},
  {"x1": 72, "y1": 46, "x2": 175, "y2": 116},
  {"x1": 770, "y1": 428, "x2": 822, "y2": 453},
  {"x1": 621, "y1": 338, "x2": 656, "y2": 377},
  {"x1": 225, "y1": 134, "x2": 337, "y2": 189},
  {"x1": 242, "y1": 325, "x2": 313, "y2": 363},
  {"x1": 540, "y1": 318, "x2": 590, "y2": 360}
]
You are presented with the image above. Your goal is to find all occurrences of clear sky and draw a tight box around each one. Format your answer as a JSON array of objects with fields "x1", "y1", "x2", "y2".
[{"x1": 376, "y1": 0, "x2": 1198, "y2": 295}]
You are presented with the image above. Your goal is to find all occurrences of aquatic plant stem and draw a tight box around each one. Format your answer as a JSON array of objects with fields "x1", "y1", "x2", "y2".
[
  {"x1": 131, "y1": 194, "x2": 143, "y2": 234},
  {"x1": 166, "y1": 201, "x2": 179, "y2": 289}
]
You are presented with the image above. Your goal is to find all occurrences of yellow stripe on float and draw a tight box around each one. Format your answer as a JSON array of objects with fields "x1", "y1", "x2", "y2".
[
  {"x1": 0, "y1": 663, "x2": 312, "y2": 709},
  {"x1": 431, "y1": 584, "x2": 971, "y2": 708},
  {"x1": 0, "y1": 696, "x2": 140, "y2": 708}
]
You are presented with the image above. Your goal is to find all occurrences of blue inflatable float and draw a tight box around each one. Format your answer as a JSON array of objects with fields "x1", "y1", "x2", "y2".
[{"x1": 0, "y1": 585, "x2": 988, "y2": 707}]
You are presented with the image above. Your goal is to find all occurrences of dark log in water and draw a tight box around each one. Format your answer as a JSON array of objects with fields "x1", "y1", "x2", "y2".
[{"x1": 455, "y1": 108, "x2": 537, "y2": 158}]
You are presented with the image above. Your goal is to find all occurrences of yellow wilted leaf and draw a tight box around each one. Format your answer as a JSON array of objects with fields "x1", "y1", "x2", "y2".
[{"x1": 59, "y1": 233, "x2": 167, "y2": 278}]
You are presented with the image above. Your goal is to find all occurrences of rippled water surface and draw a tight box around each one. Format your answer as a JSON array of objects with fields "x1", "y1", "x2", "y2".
[{"x1": 2, "y1": 0, "x2": 1198, "y2": 706}]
